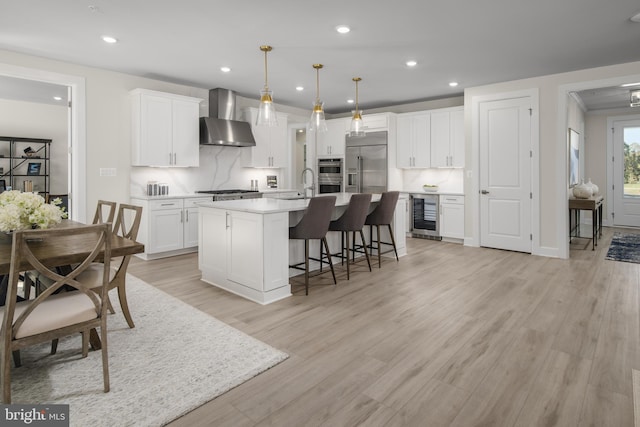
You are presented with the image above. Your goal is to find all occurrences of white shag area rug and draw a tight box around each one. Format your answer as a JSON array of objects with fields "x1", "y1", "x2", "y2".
[{"x1": 9, "y1": 275, "x2": 288, "y2": 426}]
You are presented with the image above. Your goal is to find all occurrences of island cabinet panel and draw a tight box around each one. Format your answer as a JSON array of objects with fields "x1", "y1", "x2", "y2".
[
  {"x1": 149, "y1": 207, "x2": 184, "y2": 253},
  {"x1": 227, "y1": 211, "x2": 263, "y2": 290},
  {"x1": 199, "y1": 208, "x2": 290, "y2": 304}
]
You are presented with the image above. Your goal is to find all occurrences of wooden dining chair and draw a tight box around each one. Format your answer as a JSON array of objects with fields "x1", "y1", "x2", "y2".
[
  {"x1": 76, "y1": 203, "x2": 142, "y2": 328},
  {"x1": 0, "y1": 223, "x2": 112, "y2": 403},
  {"x1": 93, "y1": 200, "x2": 117, "y2": 226},
  {"x1": 23, "y1": 199, "x2": 117, "y2": 300}
]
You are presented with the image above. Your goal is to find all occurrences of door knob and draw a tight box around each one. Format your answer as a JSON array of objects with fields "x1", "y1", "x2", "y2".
[{"x1": 481, "y1": 190, "x2": 490, "y2": 194}]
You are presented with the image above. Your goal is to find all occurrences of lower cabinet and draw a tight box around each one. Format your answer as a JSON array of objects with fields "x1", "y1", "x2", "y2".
[
  {"x1": 440, "y1": 195, "x2": 464, "y2": 240},
  {"x1": 131, "y1": 196, "x2": 211, "y2": 259},
  {"x1": 199, "y1": 208, "x2": 290, "y2": 304}
]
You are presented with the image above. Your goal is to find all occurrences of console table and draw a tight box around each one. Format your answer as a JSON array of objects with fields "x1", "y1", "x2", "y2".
[{"x1": 569, "y1": 195, "x2": 604, "y2": 250}]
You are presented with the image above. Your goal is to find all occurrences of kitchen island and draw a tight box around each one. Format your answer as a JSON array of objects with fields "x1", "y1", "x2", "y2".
[{"x1": 198, "y1": 193, "x2": 407, "y2": 304}]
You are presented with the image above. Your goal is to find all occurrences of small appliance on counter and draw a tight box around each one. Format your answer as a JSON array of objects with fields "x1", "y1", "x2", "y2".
[
  {"x1": 267, "y1": 175, "x2": 277, "y2": 188},
  {"x1": 146, "y1": 181, "x2": 169, "y2": 196}
]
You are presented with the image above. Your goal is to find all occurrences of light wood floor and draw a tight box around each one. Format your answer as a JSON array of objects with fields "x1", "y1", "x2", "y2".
[{"x1": 127, "y1": 227, "x2": 640, "y2": 426}]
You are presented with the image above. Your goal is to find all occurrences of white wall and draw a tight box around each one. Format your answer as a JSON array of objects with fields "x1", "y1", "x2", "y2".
[
  {"x1": 0, "y1": 48, "x2": 309, "y2": 214},
  {"x1": 0, "y1": 98, "x2": 68, "y2": 194},
  {"x1": 464, "y1": 60, "x2": 640, "y2": 256}
]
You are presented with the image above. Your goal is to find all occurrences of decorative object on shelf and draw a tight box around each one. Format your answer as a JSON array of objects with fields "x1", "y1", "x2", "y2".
[
  {"x1": 423, "y1": 184, "x2": 439, "y2": 192},
  {"x1": 308, "y1": 64, "x2": 328, "y2": 133},
  {"x1": 572, "y1": 180, "x2": 593, "y2": 199},
  {"x1": 27, "y1": 162, "x2": 41, "y2": 176},
  {"x1": 350, "y1": 77, "x2": 365, "y2": 137},
  {"x1": 256, "y1": 45, "x2": 278, "y2": 127},
  {"x1": 585, "y1": 178, "x2": 599, "y2": 195},
  {"x1": 0, "y1": 190, "x2": 67, "y2": 232}
]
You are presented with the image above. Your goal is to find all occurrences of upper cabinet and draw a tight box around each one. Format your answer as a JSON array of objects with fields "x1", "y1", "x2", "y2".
[
  {"x1": 430, "y1": 108, "x2": 464, "y2": 168},
  {"x1": 396, "y1": 113, "x2": 430, "y2": 168},
  {"x1": 242, "y1": 108, "x2": 288, "y2": 168},
  {"x1": 396, "y1": 106, "x2": 464, "y2": 169},
  {"x1": 316, "y1": 117, "x2": 348, "y2": 157},
  {"x1": 130, "y1": 89, "x2": 202, "y2": 167}
]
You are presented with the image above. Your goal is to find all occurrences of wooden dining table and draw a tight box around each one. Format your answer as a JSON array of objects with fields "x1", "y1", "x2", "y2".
[{"x1": 0, "y1": 219, "x2": 145, "y2": 349}]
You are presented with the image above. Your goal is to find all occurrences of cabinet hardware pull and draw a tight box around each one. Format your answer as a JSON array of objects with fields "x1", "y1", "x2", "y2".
[
  {"x1": 160, "y1": 203, "x2": 174, "y2": 206},
  {"x1": 174, "y1": 153, "x2": 177, "y2": 164},
  {"x1": 185, "y1": 209, "x2": 189, "y2": 222},
  {"x1": 481, "y1": 190, "x2": 490, "y2": 194},
  {"x1": 225, "y1": 212, "x2": 230, "y2": 229}
]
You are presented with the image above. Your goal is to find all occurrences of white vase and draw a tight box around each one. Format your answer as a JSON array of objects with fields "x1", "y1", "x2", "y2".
[
  {"x1": 586, "y1": 178, "x2": 599, "y2": 196},
  {"x1": 572, "y1": 180, "x2": 593, "y2": 199}
]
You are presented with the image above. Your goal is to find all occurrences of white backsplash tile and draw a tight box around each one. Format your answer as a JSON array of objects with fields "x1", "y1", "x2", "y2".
[
  {"x1": 402, "y1": 169, "x2": 464, "y2": 193},
  {"x1": 130, "y1": 146, "x2": 282, "y2": 197}
]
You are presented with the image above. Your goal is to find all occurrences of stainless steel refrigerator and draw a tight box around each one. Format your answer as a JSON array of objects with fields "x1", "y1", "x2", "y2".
[{"x1": 345, "y1": 130, "x2": 387, "y2": 193}]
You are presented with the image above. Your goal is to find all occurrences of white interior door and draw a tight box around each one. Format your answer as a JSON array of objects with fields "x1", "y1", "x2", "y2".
[
  {"x1": 613, "y1": 118, "x2": 640, "y2": 227},
  {"x1": 479, "y1": 97, "x2": 532, "y2": 253}
]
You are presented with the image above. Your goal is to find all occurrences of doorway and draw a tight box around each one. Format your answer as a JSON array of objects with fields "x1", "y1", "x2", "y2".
[
  {"x1": 610, "y1": 116, "x2": 640, "y2": 227},
  {"x1": 0, "y1": 62, "x2": 86, "y2": 221}
]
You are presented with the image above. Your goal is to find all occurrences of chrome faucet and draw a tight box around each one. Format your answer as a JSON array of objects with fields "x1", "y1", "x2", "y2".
[{"x1": 302, "y1": 167, "x2": 315, "y2": 198}]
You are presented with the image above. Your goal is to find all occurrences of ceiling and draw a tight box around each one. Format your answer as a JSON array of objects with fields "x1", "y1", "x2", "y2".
[{"x1": 1, "y1": 0, "x2": 640, "y2": 113}]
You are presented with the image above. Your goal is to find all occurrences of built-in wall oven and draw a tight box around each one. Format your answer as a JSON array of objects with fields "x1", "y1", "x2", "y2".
[
  {"x1": 411, "y1": 193, "x2": 441, "y2": 240},
  {"x1": 318, "y1": 158, "x2": 343, "y2": 193}
]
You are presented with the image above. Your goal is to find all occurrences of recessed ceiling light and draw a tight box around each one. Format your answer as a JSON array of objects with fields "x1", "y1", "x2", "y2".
[
  {"x1": 631, "y1": 12, "x2": 640, "y2": 22},
  {"x1": 220, "y1": 66, "x2": 231, "y2": 73},
  {"x1": 336, "y1": 25, "x2": 350, "y2": 34},
  {"x1": 296, "y1": 86, "x2": 304, "y2": 91},
  {"x1": 406, "y1": 60, "x2": 417, "y2": 67},
  {"x1": 449, "y1": 81, "x2": 459, "y2": 87},
  {"x1": 53, "y1": 96, "x2": 62, "y2": 101},
  {"x1": 101, "y1": 35, "x2": 118, "y2": 44},
  {"x1": 621, "y1": 82, "x2": 640, "y2": 87},
  {"x1": 347, "y1": 99, "x2": 354, "y2": 104}
]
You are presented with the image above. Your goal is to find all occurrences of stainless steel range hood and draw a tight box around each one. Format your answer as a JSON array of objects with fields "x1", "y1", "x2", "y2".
[{"x1": 199, "y1": 88, "x2": 256, "y2": 147}]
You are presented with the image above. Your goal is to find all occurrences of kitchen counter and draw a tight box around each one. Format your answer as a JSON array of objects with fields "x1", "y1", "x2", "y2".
[
  {"x1": 198, "y1": 192, "x2": 405, "y2": 304},
  {"x1": 197, "y1": 192, "x2": 381, "y2": 214},
  {"x1": 131, "y1": 193, "x2": 210, "y2": 201},
  {"x1": 402, "y1": 189, "x2": 464, "y2": 196}
]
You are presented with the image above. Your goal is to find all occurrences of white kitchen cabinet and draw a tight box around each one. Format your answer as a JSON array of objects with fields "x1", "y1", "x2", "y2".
[
  {"x1": 361, "y1": 113, "x2": 389, "y2": 131},
  {"x1": 316, "y1": 118, "x2": 348, "y2": 157},
  {"x1": 130, "y1": 89, "x2": 202, "y2": 167},
  {"x1": 430, "y1": 108, "x2": 464, "y2": 168},
  {"x1": 440, "y1": 194, "x2": 464, "y2": 240},
  {"x1": 396, "y1": 113, "x2": 430, "y2": 168},
  {"x1": 131, "y1": 196, "x2": 211, "y2": 259},
  {"x1": 242, "y1": 108, "x2": 289, "y2": 168},
  {"x1": 199, "y1": 208, "x2": 290, "y2": 303}
]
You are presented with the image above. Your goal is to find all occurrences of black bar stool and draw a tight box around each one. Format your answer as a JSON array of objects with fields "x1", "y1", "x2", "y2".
[
  {"x1": 289, "y1": 196, "x2": 337, "y2": 295},
  {"x1": 328, "y1": 193, "x2": 372, "y2": 280},
  {"x1": 365, "y1": 191, "x2": 400, "y2": 267}
]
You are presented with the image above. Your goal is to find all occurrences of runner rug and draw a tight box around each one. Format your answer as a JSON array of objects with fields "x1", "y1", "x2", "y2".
[{"x1": 605, "y1": 232, "x2": 640, "y2": 264}]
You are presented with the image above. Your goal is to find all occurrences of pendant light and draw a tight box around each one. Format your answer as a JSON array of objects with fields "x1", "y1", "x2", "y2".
[
  {"x1": 256, "y1": 45, "x2": 278, "y2": 127},
  {"x1": 308, "y1": 64, "x2": 328, "y2": 132},
  {"x1": 349, "y1": 77, "x2": 365, "y2": 137}
]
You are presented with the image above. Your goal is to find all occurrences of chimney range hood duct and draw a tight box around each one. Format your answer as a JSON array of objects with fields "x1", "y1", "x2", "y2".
[{"x1": 199, "y1": 88, "x2": 256, "y2": 146}]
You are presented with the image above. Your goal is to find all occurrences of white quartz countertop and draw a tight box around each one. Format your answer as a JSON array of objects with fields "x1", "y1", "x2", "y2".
[
  {"x1": 402, "y1": 190, "x2": 464, "y2": 196},
  {"x1": 131, "y1": 193, "x2": 212, "y2": 201},
  {"x1": 198, "y1": 192, "x2": 381, "y2": 214}
]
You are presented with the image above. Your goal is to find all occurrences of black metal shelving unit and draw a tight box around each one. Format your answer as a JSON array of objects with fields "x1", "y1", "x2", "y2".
[{"x1": 0, "y1": 136, "x2": 51, "y2": 196}]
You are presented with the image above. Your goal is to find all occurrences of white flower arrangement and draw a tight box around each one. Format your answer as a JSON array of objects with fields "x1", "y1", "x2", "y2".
[{"x1": 0, "y1": 190, "x2": 67, "y2": 232}]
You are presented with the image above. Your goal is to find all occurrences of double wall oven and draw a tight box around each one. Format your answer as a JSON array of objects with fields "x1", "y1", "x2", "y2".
[{"x1": 317, "y1": 158, "x2": 343, "y2": 194}]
